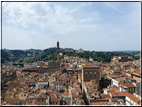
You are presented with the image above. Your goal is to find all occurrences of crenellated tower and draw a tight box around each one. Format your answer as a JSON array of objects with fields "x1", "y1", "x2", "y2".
[{"x1": 57, "y1": 41, "x2": 60, "y2": 62}]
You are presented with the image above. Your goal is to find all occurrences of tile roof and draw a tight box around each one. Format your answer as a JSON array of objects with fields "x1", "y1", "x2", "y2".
[
  {"x1": 37, "y1": 93, "x2": 47, "y2": 99},
  {"x1": 83, "y1": 65, "x2": 99, "y2": 69},
  {"x1": 107, "y1": 74, "x2": 120, "y2": 78},
  {"x1": 132, "y1": 71, "x2": 141, "y2": 76},
  {"x1": 72, "y1": 95, "x2": 83, "y2": 98},
  {"x1": 92, "y1": 102, "x2": 106, "y2": 105},
  {"x1": 120, "y1": 83, "x2": 136, "y2": 88},
  {"x1": 64, "y1": 91, "x2": 69, "y2": 95},
  {"x1": 75, "y1": 98, "x2": 85, "y2": 105},
  {"x1": 126, "y1": 93, "x2": 141, "y2": 103},
  {"x1": 103, "y1": 87, "x2": 119, "y2": 92},
  {"x1": 87, "y1": 89, "x2": 98, "y2": 95},
  {"x1": 113, "y1": 70, "x2": 121, "y2": 73},
  {"x1": 32, "y1": 99, "x2": 37, "y2": 105},
  {"x1": 50, "y1": 93, "x2": 61, "y2": 102},
  {"x1": 4, "y1": 98, "x2": 21, "y2": 105},
  {"x1": 111, "y1": 92, "x2": 128, "y2": 97},
  {"x1": 94, "y1": 94, "x2": 111, "y2": 101},
  {"x1": 111, "y1": 90, "x2": 140, "y2": 103}
]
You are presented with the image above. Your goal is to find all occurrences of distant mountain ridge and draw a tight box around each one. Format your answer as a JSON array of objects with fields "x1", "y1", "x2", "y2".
[
  {"x1": 1, "y1": 47, "x2": 140, "y2": 64},
  {"x1": 3, "y1": 48, "x2": 140, "y2": 53},
  {"x1": 2, "y1": 47, "x2": 77, "y2": 63}
]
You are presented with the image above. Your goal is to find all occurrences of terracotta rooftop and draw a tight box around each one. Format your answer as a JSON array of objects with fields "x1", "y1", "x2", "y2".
[
  {"x1": 111, "y1": 92, "x2": 128, "y2": 97},
  {"x1": 32, "y1": 99, "x2": 37, "y2": 105},
  {"x1": 114, "y1": 77, "x2": 128, "y2": 82},
  {"x1": 113, "y1": 70, "x2": 121, "y2": 73},
  {"x1": 37, "y1": 93, "x2": 47, "y2": 99},
  {"x1": 64, "y1": 91, "x2": 69, "y2": 95},
  {"x1": 103, "y1": 87, "x2": 119, "y2": 92},
  {"x1": 95, "y1": 97, "x2": 110, "y2": 101},
  {"x1": 3, "y1": 98, "x2": 21, "y2": 105},
  {"x1": 107, "y1": 74, "x2": 120, "y2": 78},
  {"x1": 83, "y1": 65, "x2": 99, "y2": 69},
  {"x1": 120, "y1": 83, "x2": 136, "y2": 88},
  {"x1": 74, "y1": 68, "x2": 82, "y2": 71},
  {"x1": 126, "y1": 93, "x2": 141, "y2": 103},
  {"x1": 92, "y1": 102, "x2": 106, "y2": 105},
  {"x1": 72, "y1": 95, "x2": 83, "y2": 98},
  {"x1": 50, "y1": 93, "x2": 61, "y2": 102},
  {"x1": 87, "y1": 89, "x2": 98, "y2": 95},
  {"x1": 132, "y1": 71, "x2": 141, "y2": 76}
]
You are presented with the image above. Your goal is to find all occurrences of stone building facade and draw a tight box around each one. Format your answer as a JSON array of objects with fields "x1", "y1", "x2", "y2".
[{"x1": 82, "y1": 65, "x2": 100, "y2": 89}]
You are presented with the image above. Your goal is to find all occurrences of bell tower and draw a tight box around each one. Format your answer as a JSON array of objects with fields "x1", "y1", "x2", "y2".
[{"x1": 57, "y1": 41, "x2": 60, "y2": 62}]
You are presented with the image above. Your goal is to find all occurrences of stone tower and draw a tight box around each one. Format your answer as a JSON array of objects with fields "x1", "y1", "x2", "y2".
[{"x1": 57, "y1": 41, "x2": 60, "y2": 62}]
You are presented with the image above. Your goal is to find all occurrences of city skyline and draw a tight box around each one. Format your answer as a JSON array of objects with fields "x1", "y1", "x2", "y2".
[{"x1": 2, "y1": 2, "x2": 141, "y2": 51}]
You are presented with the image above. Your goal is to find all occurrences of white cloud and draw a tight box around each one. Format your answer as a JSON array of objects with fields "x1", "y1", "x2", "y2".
[
  {"x1": 2, "y1": 26, "x2": 56, "y2": 49},
  {"x1": 69, "y1": 2, "x2": 92, "y2": 13},
  {"x1": 3, "y1": 2, "x2": 50, "y2": 28},
  {"x1": 2, "y1": 2, "x2": 140, "y2": 51},
  {"x1": 79, "y1": 18, "x2": 93, "y2": 23},
  {"x1": 3, "y1": 2, "x2": 93, "y2": 29},
  {"x1": 103, "y1": 2, "x2": 124, "y2": 13}
]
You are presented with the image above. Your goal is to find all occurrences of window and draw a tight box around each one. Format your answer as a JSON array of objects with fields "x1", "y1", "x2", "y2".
[
  {"x1": 128, "y1": 88, "x2": 130, "y2": 92},
  {"x1": 94, "y1": 72, "x2": 96, "y2": 79},
  {"x1": 85, "y1": 72, "x2": 88, "y2": 78},
  {"x1": 130, "y1": 88, "x2": 132, "y2": 93},
  {"x1": 90, "y1": 72, "x2": 92, "y2": 79}
]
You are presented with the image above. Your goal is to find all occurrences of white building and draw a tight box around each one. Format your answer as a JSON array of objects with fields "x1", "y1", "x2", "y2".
[
  {"x1": 126, "y1": 94, "x2": 141, "y2": 105},
  {"x1": 111, "y1": 79, "x2": 119, "y2": 87}
]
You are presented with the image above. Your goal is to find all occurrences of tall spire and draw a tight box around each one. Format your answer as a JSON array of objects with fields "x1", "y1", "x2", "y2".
[{"x1": 57, "y1": 41, "x2": 60, "y2": 62}]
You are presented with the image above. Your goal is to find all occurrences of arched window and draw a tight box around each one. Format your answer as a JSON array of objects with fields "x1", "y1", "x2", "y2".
[
  {"x1": 85, "y1": 72, "x2": 88, "y2": 78},
  {"x1": 94, "y1": 72, "x2": 96, "y2": 79},
  {"x1": 90, "y1": 72, "x2": 92, "y2": 79}
]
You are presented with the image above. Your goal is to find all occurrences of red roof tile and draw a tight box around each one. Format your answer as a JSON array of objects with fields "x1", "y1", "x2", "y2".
[
  {"x1": 126, "y1": 93, "x2": 141, "y2": 103},
  {"x1": 92, "y1": 102, "x2": 106, "y2": 105}
]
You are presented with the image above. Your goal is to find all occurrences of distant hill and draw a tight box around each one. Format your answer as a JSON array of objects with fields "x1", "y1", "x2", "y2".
[
  {"x1": 1, "y1": 48, "x2": 140, "y2": 64},
  {"x1": 1, "y1": 47, "x2": 76, "y2": 63}
]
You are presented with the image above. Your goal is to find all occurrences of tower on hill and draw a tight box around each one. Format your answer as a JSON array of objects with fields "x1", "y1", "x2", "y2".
[
  {"x1": 48, "y1": 41, "x2": 60, "y2": 73},
  {"x1": 57, "y1": 41, "x2": 60, "y2": 62}
]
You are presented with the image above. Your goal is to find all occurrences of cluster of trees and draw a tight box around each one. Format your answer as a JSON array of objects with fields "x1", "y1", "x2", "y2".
[
  {"x1": 63, "y1": 51, "x2": 137, "y2": 63},
  {"x1": 133, "y1": 56, "x2": 140, "y2": 60},
  {"x1": 1, "y1": 50, "x2": 10, "y2": 63},
  {"x1": 76, "y1": 51, "x2": 128, "y2": 62},
  {"x1": 1, "y1": 48, "x2": 57, "y2": 63},
  {"x1": 18, "y1": 52, "x2": 57, "y2": 63},
  {"x1": 1, "y1": 48, "x2": 140, "y2": 64}
]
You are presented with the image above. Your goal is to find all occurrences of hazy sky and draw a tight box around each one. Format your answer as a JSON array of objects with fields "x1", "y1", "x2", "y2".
[{"x1": 2, "y1": 2, "x2": 141, "y2": 51}]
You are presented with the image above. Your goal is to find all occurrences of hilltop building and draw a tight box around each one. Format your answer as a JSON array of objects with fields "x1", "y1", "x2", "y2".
[
  {"x1": 112, "y1": 56, "x2": 133, "y2": 62},
  {"x1": 75, "y1": 48, "x2": 84, "y2": 54}
]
